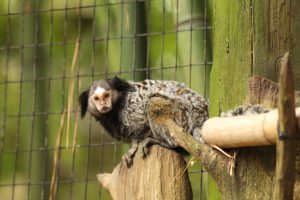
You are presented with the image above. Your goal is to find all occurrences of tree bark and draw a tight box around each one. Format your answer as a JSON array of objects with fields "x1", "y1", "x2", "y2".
[{"x1": 97, "y1": 145, "x2": 192, "y2": 200}]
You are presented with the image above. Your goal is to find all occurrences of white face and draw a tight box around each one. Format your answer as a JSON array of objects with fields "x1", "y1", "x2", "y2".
[{"x1": 88, "y1": 86, "x2": 112, "y2": 114}]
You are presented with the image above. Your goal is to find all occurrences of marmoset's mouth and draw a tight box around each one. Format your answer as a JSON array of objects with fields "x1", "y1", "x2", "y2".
[{"x1": 97, "y1": 106, "x2": 112, "y2": 113}]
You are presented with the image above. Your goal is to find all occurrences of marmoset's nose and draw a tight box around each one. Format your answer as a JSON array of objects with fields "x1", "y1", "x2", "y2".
[
  {"x1": 93, "y1": 91, "x2": 111, "y2": 105},
  {"x1": 93, "y1": 95, "x2": 104, "y2": 105}
]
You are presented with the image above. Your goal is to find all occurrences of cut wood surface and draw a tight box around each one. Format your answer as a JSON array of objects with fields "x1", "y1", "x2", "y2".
[{"x1": 202, "y1": 107, "x2": 300, "y2": 148}]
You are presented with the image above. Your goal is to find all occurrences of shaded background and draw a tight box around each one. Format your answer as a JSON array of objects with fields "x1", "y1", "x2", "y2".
[{"x1": 0, "y1": 0, "x2": 217, "y2": 199}]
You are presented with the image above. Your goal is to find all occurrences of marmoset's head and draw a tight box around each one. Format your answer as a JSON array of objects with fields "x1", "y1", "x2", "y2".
[{"x1": 79, "y1": 76, "x2": 136, "y2": 118}]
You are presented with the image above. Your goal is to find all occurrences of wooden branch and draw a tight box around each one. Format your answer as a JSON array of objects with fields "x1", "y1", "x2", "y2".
[
  {"x1": 164, "y1": 119, "x2": 232, "y2": 194},
  {"x1": 273, "y1": 53, "x2": 298, "y2": 200}
]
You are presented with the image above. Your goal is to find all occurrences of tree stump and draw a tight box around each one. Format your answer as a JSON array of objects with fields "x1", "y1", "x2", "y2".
[{"x1": 97, "y1": 145, "x2": 192, "y2": 200}]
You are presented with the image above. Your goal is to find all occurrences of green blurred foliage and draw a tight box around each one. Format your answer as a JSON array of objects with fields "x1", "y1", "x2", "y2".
[{"x1": 0, "y1": 0, "x2": 218, "y2": 199}]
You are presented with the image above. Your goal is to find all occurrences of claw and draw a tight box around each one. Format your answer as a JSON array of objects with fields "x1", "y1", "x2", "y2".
[
  {"x1": 122, "y1": 140, "x2": 139, "y2": 167},
  {"x1": 138, "y1": 138, "x2": 153, "y2": 158},
  {"x1": 140, "y1": 144, "x2": 149, "y2": 158},
  {"x1": 122, "y1": 154, "x2": 133, "y2": 167}
]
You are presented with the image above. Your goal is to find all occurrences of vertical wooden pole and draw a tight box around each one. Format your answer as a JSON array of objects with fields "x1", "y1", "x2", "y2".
[{"x1": 273, "y1": 52, "x2": 298, "y2": 200}]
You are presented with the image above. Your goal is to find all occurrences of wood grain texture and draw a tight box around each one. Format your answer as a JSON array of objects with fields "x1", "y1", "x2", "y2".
[
  {"x1": 252, "y1": 0, "x2": 300, "y2": 87},
  {"x1": 210, "y1": 0, "x2": 253, "y2": 116}
]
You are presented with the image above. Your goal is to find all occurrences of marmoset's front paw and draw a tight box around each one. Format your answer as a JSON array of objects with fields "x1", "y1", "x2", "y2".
[{"x1": 121, "y1": 140, "x2": 139, "y2": 167}]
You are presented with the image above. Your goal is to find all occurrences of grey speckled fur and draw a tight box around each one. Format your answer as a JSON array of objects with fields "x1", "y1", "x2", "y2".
[{"x1": 221, "y1": 105, "x2": 270, "y2": 117}]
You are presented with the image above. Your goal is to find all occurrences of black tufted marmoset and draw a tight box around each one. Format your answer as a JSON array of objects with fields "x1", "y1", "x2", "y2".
[{"x1": 79, "y1": 76, "x2": 208, "y2": 165}]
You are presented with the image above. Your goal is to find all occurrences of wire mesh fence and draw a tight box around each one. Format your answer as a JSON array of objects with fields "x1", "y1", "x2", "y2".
[{"x1": 0, "y1": 0, "x2": 212, "y2": 199}]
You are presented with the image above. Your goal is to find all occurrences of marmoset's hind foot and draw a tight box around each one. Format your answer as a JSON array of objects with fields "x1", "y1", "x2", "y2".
[
  {"x1": 122, "y1": 138, "x2": 157, "y2": 167},
  {"x1": 122, "y1": 138, "x2": 177, "y2": 167},
  {"x1": 138, "y1": 138, "x2": 155, "y2": 157},
  {"x1": 138, "y1": 137, "x2": 178, "y2": 158}
]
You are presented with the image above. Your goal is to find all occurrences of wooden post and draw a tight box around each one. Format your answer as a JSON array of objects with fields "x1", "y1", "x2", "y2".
[
  {"x1": 273, "y1": 53, "x2": 298, "y2": 199},
  {"x1": 97, "y1": 145, "x2": 193, "y2": 200}
]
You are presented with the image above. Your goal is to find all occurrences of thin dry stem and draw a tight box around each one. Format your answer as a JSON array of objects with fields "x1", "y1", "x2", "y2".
[
  {"x1": 210, "y1": 144, "x2": 233, "y2": 159},
  {"x1": 49, "y1": 109, "x2": 66, "y2": 200},
  {"x1": 66, "y1": 38, "x2": 80, "y2": 149},
  {"x1": 72, "y1": 104, "x2": 79, "y2": 154},
  {"x1": 167, "y1": 157, "x2": 195, "y2": 191}
]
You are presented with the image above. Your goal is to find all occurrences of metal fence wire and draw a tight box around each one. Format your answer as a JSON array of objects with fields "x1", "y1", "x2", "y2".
[{"x1": 0, "y1": 0, "x2": 212, "y2": 199}]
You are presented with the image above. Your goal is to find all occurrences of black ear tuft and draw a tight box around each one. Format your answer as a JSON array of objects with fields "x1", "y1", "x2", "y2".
[
  {"x1": 109, "y1": 76, "x2": 136, "y2": 92},
  {"x1": 79, "y1": 89, "x2": 90, "y2": 118}
]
